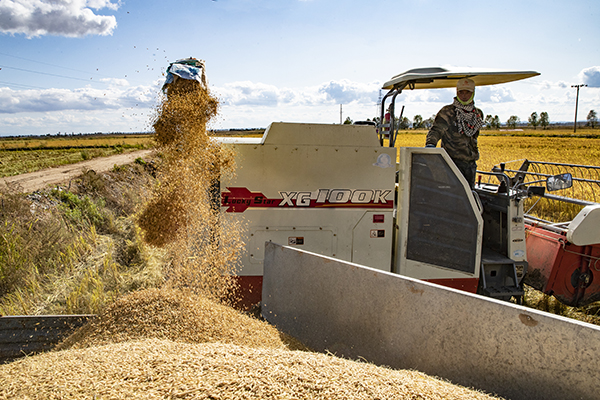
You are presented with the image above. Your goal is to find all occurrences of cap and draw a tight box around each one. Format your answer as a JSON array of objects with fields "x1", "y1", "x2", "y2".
[{"x1": 457, "y1": 78, "x2": 475, "y2": 92}]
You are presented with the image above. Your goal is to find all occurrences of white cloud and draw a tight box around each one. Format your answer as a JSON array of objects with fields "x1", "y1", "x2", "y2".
[
  {"x1": 317, "y1": 80, "x2": 379, "y2": 105},
  {"x1": 0, "y1": 0, "x2": 120, "y2": 38},
  {"x1": 0, "y1": 83, "x2": 159, "y2": 114},
  {"x1": 99, "y1": 77, "x2": 129, "y2": 86},
  {"x1": 214, "y1": 79, "x2": 379, "y2": 108},
  {"x1": 215, "y1": 81, "x2": 292, "y2": 106},
  {"x1": 1, "y1": 75, "x2": 592, "y2": 136},
  {"x1": 579, "y1": 66, "x2": 600, "y2": 88},
  {"x1": 476, "y1": 86, "x2": 515, "y2": 103},
  {"x1": 402, "y1": 88, "x2": 454, "y2": 104}
]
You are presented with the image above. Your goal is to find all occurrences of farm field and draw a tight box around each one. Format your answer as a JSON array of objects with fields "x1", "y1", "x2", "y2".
[
  {"x1": 392, "y1": 129, "x2": 600, "y2": 171},
  {"x1": 2, "y1": 128, "x2": 597, "y2": 179},
  {"x1": 0, "y1": 134, "x2": 154, "y2": 178},
  {"x1": 0, "y1": 126, "x2": 598, "y2": 399}
]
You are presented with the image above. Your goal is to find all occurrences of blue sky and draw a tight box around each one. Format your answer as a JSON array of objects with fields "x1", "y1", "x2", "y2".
[{"x1": 0, "y1": 0, "x2": 599, "y2": 136}]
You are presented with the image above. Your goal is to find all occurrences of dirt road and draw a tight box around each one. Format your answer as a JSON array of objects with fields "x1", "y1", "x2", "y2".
[{"x1": 1, "y1": 149, "x2": 154, "y2": 193}]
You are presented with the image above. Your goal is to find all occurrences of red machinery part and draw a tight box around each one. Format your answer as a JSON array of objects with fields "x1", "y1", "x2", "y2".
[
  {"x1": 231, "y1": 276, "x2": 263, "y2": 311},
  {"x1": 525, "y1": 222, "x2": 600, "y2": 306},
  {"x1": 426, "y1": 278, "x2": 479, "y2": 293}
]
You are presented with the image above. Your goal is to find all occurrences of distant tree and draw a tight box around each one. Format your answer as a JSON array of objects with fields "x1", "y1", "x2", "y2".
[
  {"x1": 539, "y1": 112, "x2": 549, "y2": 129},
  {"x1": 423, "y1": 115, "x2": 435, "y2": 129},
  {"x1": 492, "y1": 115, "x2": 501, "y2": 129},
  {"x1": 587, "y1": 110, "x2": 597, "y2": 128},
  {"x1": 484, "y1": 115, "x2": 494, "y2": 129},
  {"x1": 343, "y1": 116, "x2": 353, "y2": 125},
  {"x1": 528, "y1": 112, "x2": 539, "y2": 130},
  {"x1": 506, "y1": 115, "x2": 520, "y2": 129},
  {"x1": 412, "y1": 115, "x2": 423, "y2": 129},
  {"x1": 398, "y1": 117, "x2": 411, "y2": 130}
]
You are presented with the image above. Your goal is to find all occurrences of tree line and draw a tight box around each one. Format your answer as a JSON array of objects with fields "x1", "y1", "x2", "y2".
[{"x1": 346, "y1": 109, "x2": 598, "y2": 130}]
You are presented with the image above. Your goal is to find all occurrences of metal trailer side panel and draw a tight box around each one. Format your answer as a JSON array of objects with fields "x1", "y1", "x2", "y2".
[
  {"x1": 0, "y1": 315, "x2": 93, "y2": 363},
  {"x1": 262, "y1": 242, "x2": 600, "y2": 400}
]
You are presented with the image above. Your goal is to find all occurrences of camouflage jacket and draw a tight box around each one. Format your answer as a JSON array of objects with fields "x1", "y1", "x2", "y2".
[{"x1": 425, "y1": 104, "x2": 483, "y2": 163}]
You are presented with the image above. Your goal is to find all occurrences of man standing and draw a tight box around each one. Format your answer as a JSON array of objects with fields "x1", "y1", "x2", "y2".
[{"x1": 425, "y1": 78, "x2": 484, "y2": 187}]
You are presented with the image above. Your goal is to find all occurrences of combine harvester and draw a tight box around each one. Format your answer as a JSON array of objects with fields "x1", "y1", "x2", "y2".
[
  {"x1": 221, "y1": 66, "x2": 600, "y2": 307},
  {"x1": 217, "y1": 67, "x2": 600, "y2": 400}
]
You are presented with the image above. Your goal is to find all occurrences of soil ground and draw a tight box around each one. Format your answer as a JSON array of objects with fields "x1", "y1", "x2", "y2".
[{"x1": 0, "y1": 149, "x2": 154, "y2": 193}]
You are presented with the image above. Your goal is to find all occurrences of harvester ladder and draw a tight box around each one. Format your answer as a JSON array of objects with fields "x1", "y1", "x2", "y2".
[{"x1": 480, "y1": 248, "x2": 523, "y2": 302}]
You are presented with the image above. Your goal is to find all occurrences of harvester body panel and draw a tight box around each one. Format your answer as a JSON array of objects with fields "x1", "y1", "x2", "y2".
[{"x1": 220, "y1": 123, "x2": 397, "y2": 305}]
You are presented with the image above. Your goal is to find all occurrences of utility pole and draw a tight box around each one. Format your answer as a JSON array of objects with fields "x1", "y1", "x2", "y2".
[
  {"x1": 377, "y1": 89, "x2": 382, "y2": 121},
  {"x1": 340, "y1": 104, "x2": 342, "y2": 124},
  {"x1": 572, "y1": 84, "x2": 587, "y2": 133}
]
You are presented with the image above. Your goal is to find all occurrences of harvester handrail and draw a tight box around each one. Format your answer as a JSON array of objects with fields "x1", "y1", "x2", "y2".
[
  {"x1": 500, "y1": 168, "x2": 600, "y2": 185},
  {"x1": 540, "y1": 193, "x2": 597, "y2": 207},
  {"x1": 476, "y1": 170, "x2": 531, "y2": 199},
  {"x1": 522, "y1": 160, "x2": 600, "y2": 171},
  {"x1": 475, "y1": 170, "x2": 512, "y2": 191}
]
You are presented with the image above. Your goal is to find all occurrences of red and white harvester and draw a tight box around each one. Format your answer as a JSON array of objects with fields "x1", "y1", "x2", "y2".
[{"x1": 215, "y1": 67, "x2": 600, "y2": 309}]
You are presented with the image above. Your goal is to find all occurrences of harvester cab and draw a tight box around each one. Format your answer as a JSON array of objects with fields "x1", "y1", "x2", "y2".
[
  {"x1": 378, "y1": 67, "x2": 540, "y2": 302},
  {"x1": 219, "y1": 66, "x2": 542, "y2": 308}
]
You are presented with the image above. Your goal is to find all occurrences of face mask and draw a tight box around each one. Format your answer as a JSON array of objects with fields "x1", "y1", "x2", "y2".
[{"x1": 457, "y1": 91, "x2": 475, "y2": 105}]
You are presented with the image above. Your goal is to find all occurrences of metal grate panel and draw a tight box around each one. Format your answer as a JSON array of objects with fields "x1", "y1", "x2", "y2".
[{"x1": 406, "y1": 153, "x2": 479, "y2": 273}]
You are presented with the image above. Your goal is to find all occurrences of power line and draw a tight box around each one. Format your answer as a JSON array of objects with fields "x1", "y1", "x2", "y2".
[
  {"x1": 0, "y1": 50, "x2": 159, "y2": 88},
  {"x1": 0, "y1": 80, "x2": 47, "y2": 90},
  {"x1": 0, "y1": 64, "x2": 107, "y2": 84},
  {"x1": 0, "y1": 51, "x2": 111, "y2": 79}
]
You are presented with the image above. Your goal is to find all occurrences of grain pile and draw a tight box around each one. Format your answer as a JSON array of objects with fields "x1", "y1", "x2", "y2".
[
  {"x1": 137, "y1": 59, "x2": 243, "y2": 303},
  {"x1": 55, "y1": 287, "x2": 296, "y2": 351},
  {"x1": 1, "y1": 339, "x2": 501, "y2": 399}
]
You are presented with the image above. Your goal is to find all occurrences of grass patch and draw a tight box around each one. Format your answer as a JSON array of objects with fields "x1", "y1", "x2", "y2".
[
  {"x1": 0, "y1": 134, "x2": 153, "y2": 150},
  {"x1": 0, "y1": 147, "x2": 144, "y2": 178},
  {"x1": 0, "y1": 158, "x2": 164, "y2": 315},
  {"x1": 523, "y1": 285, "x2": 600, "y2": 325}
]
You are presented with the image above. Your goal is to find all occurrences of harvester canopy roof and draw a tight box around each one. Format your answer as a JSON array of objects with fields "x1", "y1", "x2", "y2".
[{"x1": 382, "y1": 67, "x2": 540, "y2": 91}]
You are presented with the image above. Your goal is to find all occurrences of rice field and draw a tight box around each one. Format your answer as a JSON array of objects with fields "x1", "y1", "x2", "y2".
[
  {"x1": 391, "y1": 129, "x2": 600, "y2": 172},
  {"x1": 0, "y1": 134, "x2": 153, "y2": 150}
]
